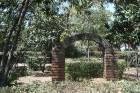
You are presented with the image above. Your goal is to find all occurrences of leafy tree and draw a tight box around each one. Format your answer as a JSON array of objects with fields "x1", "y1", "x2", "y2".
[
  {"x1": 68, "y1": 1, "x2": 112, "y2": 59},
  {"x1": 19, "y1": 1, "x2": 68, "y2": 52},
  {"x1": 106, "y1": 0, "x2": 140, "y2": 49},
  {"x1": 0, "y1": 0, "x2": 31, "y2": 86}
]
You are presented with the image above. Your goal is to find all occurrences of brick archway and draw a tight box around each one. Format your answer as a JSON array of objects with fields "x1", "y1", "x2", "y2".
[{"x1": 51, "y1": 33, "x2": 118, "y2": 81}]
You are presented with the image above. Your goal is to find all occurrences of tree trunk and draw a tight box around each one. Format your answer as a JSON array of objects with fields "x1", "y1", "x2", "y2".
[
  {"x1": 0, "y1": 72, "x2": 6, "y2": 86},
  {"x1": 0, "y1": 0, "x2": 31, "y2": 86},
  {"x1": 128, "y1": 42, "x2": 131, "y2": 51},
  {"x1": 0, "y1": 0, "x2": 26, "y2": 67},
  {"x1": 87, "y1": 40, "x2": 90, "y2": 62}
]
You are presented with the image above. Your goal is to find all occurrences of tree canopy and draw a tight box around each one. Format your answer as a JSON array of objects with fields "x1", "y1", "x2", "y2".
[{"x1": 106, "y1": 0, "x2": 140, "y2": 49}]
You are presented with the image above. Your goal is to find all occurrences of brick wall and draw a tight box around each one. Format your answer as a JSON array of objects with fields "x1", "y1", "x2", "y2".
[
  {"x1": 103, "y1": 48, "x2": 117, "y2": 80},
  {"x1": 51, "y1": 44, "x2": 65, "y2": 81}
]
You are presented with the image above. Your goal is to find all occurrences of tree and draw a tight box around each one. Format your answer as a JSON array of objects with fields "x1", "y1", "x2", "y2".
[
  {"x1": 68, "y1": 1, "x2": 111, "y2": 60},
  {"x1": 20, "y1": 0, "x2": 68, "y2": 52},
  {"x1": 0, "y1": 0, "x2": 31, "y2": 86},
  {"x1": 106, "y1": 0, "x2": 140, "y2": 49}
]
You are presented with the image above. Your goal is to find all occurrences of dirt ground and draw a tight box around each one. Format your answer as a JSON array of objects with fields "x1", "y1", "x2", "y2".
[
  {"x1": 16, "y1": 70, "x2": 52, "y2": 84},
  {"x1": 123, "y1": 67, "x2": 140, "y2": 79},
  {"x1": 16, "y1": 76, "x2": 52, "y2": 84}
]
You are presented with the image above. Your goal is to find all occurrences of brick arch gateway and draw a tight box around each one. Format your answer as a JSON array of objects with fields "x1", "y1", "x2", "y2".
[{"x1": 51, "y1": 33, "x2": 118, "y2": 81}]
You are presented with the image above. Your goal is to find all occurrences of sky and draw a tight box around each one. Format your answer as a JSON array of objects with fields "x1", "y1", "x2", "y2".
[
  {"x1": 58, "y1": 1, "x2": 115, "y2": 14},
  {"x1": 104, "y1": 3, "x2": 115, "y2": 21},
  {"x1": 58, "y1": 1, "x2": 70, "y2": 14},
  {"x1": 58, "y1": 1, "x2": 116, "y2": 22},
  {"x1": 104, "y1": 3, "x2": 115, "y2": 13}
]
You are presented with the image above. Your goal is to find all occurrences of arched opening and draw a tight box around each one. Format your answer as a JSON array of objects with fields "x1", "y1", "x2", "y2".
[{"x1": 51, "y1": 33, "x2": 118, "y2": 81}]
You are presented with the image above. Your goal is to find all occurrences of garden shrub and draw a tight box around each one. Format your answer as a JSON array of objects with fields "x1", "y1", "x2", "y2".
[
  {"x1": 92, "y1": 51, "x2": 103, "y2": 58},
  {"x1": 25, "y1": 55, "x2": 48, "y2": 71},
  {"x1": 125, "y1": 51, "x2": 140, "y2": 67},
  {"x1": 6, "y1": 72, "x2": 18, "y2": 86},
  {"x1": 65, "y1": 45, "x2": 84, "y2": 58},
  {"x1": 117, "y1": 51, "x2": 126, "y2": 59},
  {"x1": 6, "y1": 66, "x2": 28, "y2": 85},
  {"x1": 66, "y1": 60, "x2": 126, "y2": 80},
  {"x1": 0, "y1": 87, "x2": 12, "y2": 93},
  {"x1": 26, "y1": 58, "x2": 41, "y2": 71},
  {"x1": 118, "y1": 51, "x2": 140, "y2": 67},
  {"x1": 65, "y1": 61, "x2": 103, "y2": 81},
  {"x1": 117, "y1": 60, "x2": 126, "y2": 79}
]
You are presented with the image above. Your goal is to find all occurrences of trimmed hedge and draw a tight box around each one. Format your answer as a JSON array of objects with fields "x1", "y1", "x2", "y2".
[
  {"x1": 65, "y1": 62, "x2": 103, "y2": 81},
  {"x1": 117, "y1": 60, "x2": 126, "y2": 79},
  {"x1": 65, "y1": 60, "x2": 126, "y2": 81}
]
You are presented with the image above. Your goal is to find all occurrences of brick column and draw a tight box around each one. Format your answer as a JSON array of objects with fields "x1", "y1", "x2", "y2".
[
  {"x1": 51, "y1": 44, "x2": 65, "y2": 81},
  {"x1": 103, "y1": 48, "x2": 117, "y2": 80}
]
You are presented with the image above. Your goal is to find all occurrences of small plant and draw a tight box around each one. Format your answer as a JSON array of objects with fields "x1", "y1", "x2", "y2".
[{"x1": 26, "y1": 58, "x2": 40, "y2": 71}]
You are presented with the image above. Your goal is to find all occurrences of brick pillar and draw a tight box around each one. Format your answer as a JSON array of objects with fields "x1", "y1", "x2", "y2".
[
  {"x1": 51, "y1": 44, "x2": 65, "y2": 81},
  {"x1": 103, "y1": 48, "x2": 117, "y2": 80}
]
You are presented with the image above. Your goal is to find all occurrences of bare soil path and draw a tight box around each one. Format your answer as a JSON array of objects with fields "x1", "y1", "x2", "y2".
[
  {"x1": 123, "y1": 67, "x2": 140, "y2": 79},
  {"x1": 16, "y1": 71, "x2": 52, "y2": 84}
]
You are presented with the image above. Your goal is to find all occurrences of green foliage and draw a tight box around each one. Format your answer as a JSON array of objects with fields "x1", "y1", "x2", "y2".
[
  {"x1": 1, "y1": 80, "x2": 140, "y2": 93},
  {"x1": 92, "y1": 51, "x2": 103, "y2": 58},
  {"x1": 6, "y1": 72, "x2": 18, "y2": 86},
  {"x1": 117, "y1": 60, "x2": 126, "y2": 79},
  {"x1": 117, "y1": 51, "x2": 140, "y2": 67},
  {"x1": 0, "y1": 32, "x2": 4, "y2": 44},
  {"x1": 0, "y1": 87, "x2": 12, "y2": 93},
  {"x1": 65, "y1": 45, "x2": 84, "y2": 58},
  {"x1": 69, "y1": 6, "x2": 108, "y2": 35},
  {"x1": 66, "y1": 59, "x2": 126, "y2": 81},
  {"x1": 33, "y1": 0, "x2": 44, "y2": 4},
  {"x1": 106, "y1": 0, "x2": 140, "y2": 48},
  {"x1": 6, "y1": 66, "x2": 28, "y2": 85},
  {"x1": 26, "y1": 58, "x2": 41, "y2": 71},
  {"x1": 117, "y1": 51, "x2": 126, "y2": 59},
  {"x1": 124, "y1": 51, "x2": 140, "y2": 67},
  {"x1": 65, "y1": 61, "x2": 103, "y2": 81}
]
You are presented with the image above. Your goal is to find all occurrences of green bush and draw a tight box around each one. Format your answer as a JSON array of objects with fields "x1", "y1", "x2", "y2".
[
  {"x1": 26, "y1": 58, "x2": 41, "y2": 71},
  {"x1": 65, "y1": 62, "x2": 103, "y2": 81},
  {"x1": 117, "y1": 51, "x2": 126, "y2": 59},
  {"x1": 66, "y1": 60, "x2": 126, "y2": 81},
  {"x1": 6, "y1": 66, "x2": 28, "y2": 85},
  {"x1": 65, "y1": 45, "x2": 84, "y2": 58},
  {"x1": 6, "y1": 72, "x2": 18, "y2": 86},
  {"x1": 92, "y1": 51, "x2": 103, "y2": 58},
  {"x1": 117, "y1": 60, "x2": 126, "y2": 79}
]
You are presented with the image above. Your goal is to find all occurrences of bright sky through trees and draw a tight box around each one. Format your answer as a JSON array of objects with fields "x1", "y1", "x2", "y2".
[
  {"x1": 58, "y1": 1, "x2": 115, "y2": 21},
  {"x1": 104, "y1": 3, "x2": 115, "y2": 13}
]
